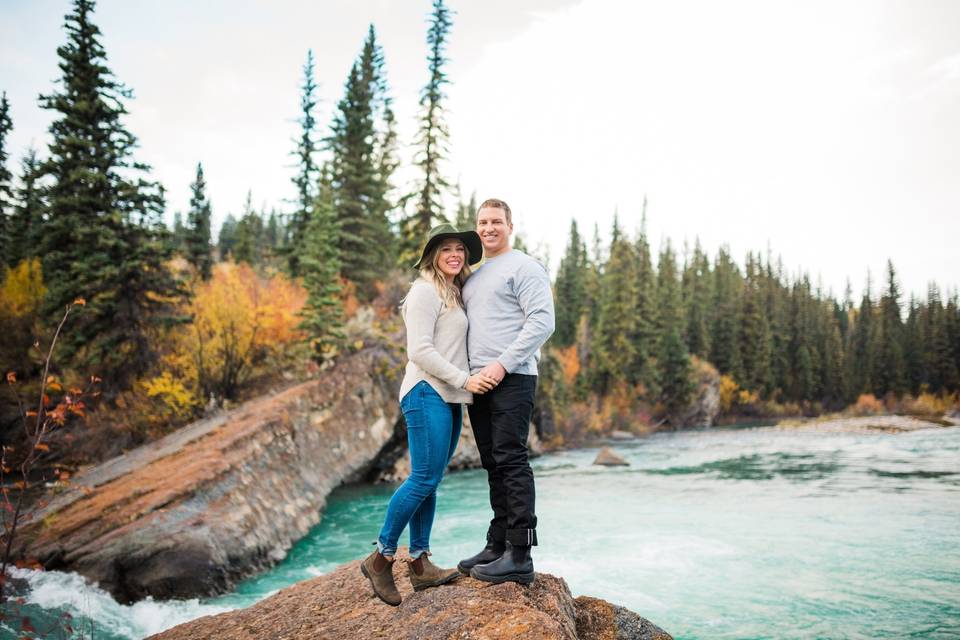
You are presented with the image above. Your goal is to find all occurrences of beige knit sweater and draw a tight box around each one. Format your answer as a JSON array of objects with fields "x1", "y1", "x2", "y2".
[{"x1": 398, "y1": 278, "x2": 472, "y2": 404}]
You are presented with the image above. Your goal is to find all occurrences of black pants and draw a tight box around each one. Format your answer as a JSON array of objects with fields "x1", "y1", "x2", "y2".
[{"x1": 467, "y1": 373, "x2": 538, "y2": 547}]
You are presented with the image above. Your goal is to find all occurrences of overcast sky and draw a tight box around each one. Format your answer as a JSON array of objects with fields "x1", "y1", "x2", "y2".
[{"x1": 2, "y1": 0, "x2": 958, "y2": 299}]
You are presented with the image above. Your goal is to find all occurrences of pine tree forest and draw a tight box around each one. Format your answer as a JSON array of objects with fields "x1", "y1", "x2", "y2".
[{"x1": 1, "y1": 0, "x2": 958, "y2": 469}]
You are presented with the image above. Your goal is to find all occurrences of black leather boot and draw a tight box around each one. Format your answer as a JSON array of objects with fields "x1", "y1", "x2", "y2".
[
  {"x1": 457, "y1": 537, "x2": 505, "y2": 575},
  {"x1": 469, "y1": 542, "x2": 534, "y2": 585}
]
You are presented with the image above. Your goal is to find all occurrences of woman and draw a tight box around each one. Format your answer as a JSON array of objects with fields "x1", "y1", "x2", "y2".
[{"x1": 360, "y1": 224, "x2": 497, "y2": 606}]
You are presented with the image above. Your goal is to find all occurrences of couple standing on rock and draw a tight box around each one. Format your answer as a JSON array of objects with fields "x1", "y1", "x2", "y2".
[{"x1": 360, "y1": 198, "x2": 556, "y2": 606}]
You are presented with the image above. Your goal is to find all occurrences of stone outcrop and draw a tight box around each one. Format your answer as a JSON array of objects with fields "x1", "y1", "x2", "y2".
[
  {"x1": 147, "y1": 559, "x2": 672, "y2": 640},
  {"x1": 17, "y1": 347, "x2": 402, "y2": 604},
  {"x1": 593, "y1": 446, "x2": 629, "y2": 467},
  {"x1": 672, "y1": 357, "x2": 720, "y2": 428}
]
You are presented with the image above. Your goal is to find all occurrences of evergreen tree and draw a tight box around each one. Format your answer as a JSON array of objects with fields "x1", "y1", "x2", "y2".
[
  {"x1": 454, "y1": 188, "x2": 476, "y2": 231},
  {"x1": 945, "y1": 293, "x2": 960, "y2": 387},
  {"x1": 846, "y1": 275, "x2": 875, "y2": 398},
  {"x1": 631, "y1": 213, "x2": 659, "y2": 392},
  {"x1": 660, "y1": 327, "x2": 695, "y2": 415},
  {"x1": 38, "y1": 0, "x2": 184, "y2": 390},
  {"x1": 6, "y1": 147, "x2": 45, "y2": 267},
  {"x1": 0, "y1": 92, "x2": 13, "y2": 265},
  {"x1": 787, "y1": 276, "x2": 822, "y2": 401},
  {"x1": 903, "y1": 295, "x2": 926, "y2": 393},
  {"x1": 656, "y1": 240, "x2": 683, "y2": 334},
  {"x1": 265, "y1": 208, "x2": 281, "y2": 253},
  {"x1": 924, "y1": 284, "x2": 959, "y2": 392},
  {"x1": 593, "y1": 217, "x2": 638, "y2": 393},
  {"x1": 765, "y1": 256, "x2": 790, "y2": 396},
  {"x1": 739, "y1": 253, "x2": 772, "y2": 394},
  {"x1": 328, "y1": 27, "x2": 395, "y2": 294},
  {"x1": 821, "y1": 315, "x2": 846, "y2": 406},
  {"x1": 233, "y1": 191, "x2": 263, "y2": 265},
  {"x1": 217, "y1": 213, "x2": 238, "y2": 259},
  {"x1": 399, "y1": 0, "x2": 453, "y2": 264},
  {"x1": 299, "y1": 164, "x2": 344, "y2": 360},
  {"x1": 710, "y1": 247, "x2": 743, "y2": 382},
  {"x1": 681, "y1": 239, "x2": 712, "y2": 359},
  {"x1": 362, "y1": 25, "x2": 399, "y2": 262},
  {"x1": 171, "y1": 210, "x2": 187, "y2": 252},
  {"x1": 553, "y1": 219, "x2": 588, "y2": 347},
  {"x1": 287, "y1": 49, "x2": 319, "y2": 276},
  {"x1": 185, "y1": 162, "x2": 213, "y2": 279},
  {"x1": 875, "y1": 260, "x2": 906, "y2": 395}
]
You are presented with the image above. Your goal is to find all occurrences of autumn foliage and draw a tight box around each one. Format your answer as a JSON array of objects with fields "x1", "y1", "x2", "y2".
[{"x1": 147, "y1": 261, "x2": 307, "y2": 415}]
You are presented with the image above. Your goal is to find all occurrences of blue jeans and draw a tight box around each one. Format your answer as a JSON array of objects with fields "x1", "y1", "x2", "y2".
[{"x1": 377, "y1": 381, "x2": 462, "y2": 559}]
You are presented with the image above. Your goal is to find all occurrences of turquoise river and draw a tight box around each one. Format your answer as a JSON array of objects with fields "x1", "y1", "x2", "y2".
[{"x1": 7, "y1": 424, "x2": 960, "y2": 639}]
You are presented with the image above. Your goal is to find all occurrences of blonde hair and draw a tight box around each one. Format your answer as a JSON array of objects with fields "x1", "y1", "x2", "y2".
[{"x1": 419, "y1": 239, "x2": 472, "y2": 309}]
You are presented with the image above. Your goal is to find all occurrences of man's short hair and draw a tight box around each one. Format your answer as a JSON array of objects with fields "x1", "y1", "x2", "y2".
[{"x1": 477, "y1": 198, "x2": 512, "y2": 224}]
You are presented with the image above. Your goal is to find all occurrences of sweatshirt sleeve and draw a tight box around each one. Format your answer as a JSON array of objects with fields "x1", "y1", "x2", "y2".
[
  {"x1": 496, "y1": 259, "x2": 556, "y2": 373},
  {"x1": 405, "y1": 282, "x2": 471, "y2": 389}
]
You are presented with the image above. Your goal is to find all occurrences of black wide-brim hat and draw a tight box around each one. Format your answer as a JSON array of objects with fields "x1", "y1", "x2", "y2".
[{"x1": 413, "y1": 224, "x2": 483, "y2": 270}]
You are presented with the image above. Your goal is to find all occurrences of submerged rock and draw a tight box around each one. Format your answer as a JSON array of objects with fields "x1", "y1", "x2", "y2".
[
  {"x1": 593, "y1": 447, "x2": 629, "y2": 466},
  {"x1": 147, "y1": 559, "x2": 672, "y2": 640},
  {"x1": 17, "y1": 347, "x2": 402, "y2": 603},
  {"x1": 610, "y1": 429, "x2": 636, "y2": 440}
]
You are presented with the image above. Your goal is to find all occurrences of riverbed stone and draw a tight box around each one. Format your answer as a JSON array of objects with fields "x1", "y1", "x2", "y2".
[
  {"x1": 593, "y1": 446, "x2": 629, "y2": 466},
  {"x1": 146, "y1": 558, "x2": 672, "y2": 640},
  {"x1": 16, "y1": 346, "x2": 402, "y2": 603}
]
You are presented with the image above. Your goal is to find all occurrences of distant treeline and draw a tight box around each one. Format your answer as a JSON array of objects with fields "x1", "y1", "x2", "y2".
[
  {"x1": 545, "y1": 214, "x2": 959, "y2": 419},
  {"x1": 1, "y1": 0, "x2": 956, "y2": 443}
]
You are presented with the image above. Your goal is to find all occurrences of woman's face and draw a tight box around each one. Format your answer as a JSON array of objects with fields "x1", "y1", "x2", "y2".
[{"x1": 435, "y1": 239, "x2": 466, "y2": 280}]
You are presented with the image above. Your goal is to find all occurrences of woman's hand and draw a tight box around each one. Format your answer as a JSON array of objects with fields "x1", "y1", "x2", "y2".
[{"x1": 465, "y1": 373, "x2": 498, "y2": 394}]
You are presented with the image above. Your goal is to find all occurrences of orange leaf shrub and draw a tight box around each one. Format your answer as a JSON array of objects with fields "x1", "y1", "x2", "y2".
[
  {"x1": 849, "y1": 393, "x2": 884, "y2": 416},
  {"x1": 557, "y1": 345, "x2": 581, "y2": 385},
  {"x1": 153, "y1": 261, "x2": 308, "y2": 410},
  {"x1": 719, "y1": 375, "x2": 740, "y2": 413}
]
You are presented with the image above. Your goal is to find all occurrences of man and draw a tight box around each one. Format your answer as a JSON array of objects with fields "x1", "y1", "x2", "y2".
[{"x1": 458, "y1": 198, "x2": 555, "y2": 585}]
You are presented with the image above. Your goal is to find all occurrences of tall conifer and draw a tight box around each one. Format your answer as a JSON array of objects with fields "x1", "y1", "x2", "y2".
[
  {"x1": 0, "y1": 92, "x2": 13, "y2": 265},
  {"x1": 328, "y1": 27, "x2": 395, "y2": 293},
  {"x1": 299, "y1": 164, "x2": 344, "y2": 360},
  {"x1": 875, "y1": 260, "x2": 906, "y2": 395},
  {"x1": 553, "y1": 219, "x2": 588, "y2": 347},
  {"x1": 185, "y1": 162, "x2": 213, "y2": 279},
  {"x1": 593, "y1": 216, "x2": 638, "y2": 393},
  {"x1": 400, "y1": 0, "x2": 453, "y2": 264},
  {"x1": 39, "y1": 0, "x2": 184, "y2": 390},
  {"x1": 6, "y1": 148, "x2": 45, "y2": 267},
  {"x1": 287, "y1": 49, "x2": 319, "y2": 276}
]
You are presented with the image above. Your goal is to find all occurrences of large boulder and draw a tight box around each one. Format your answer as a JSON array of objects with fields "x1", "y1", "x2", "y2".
[
  {"x1": 17, "y1": 347, "x2": 402, "y2": 603},
  {"x1": 147, "y1": 559, "x2": 672, "y2": 640},
  {"x1": 672, "y1": 357, "x2": 720, "y2": 428},
  {"x1": 593, "y1": 446, "x2": 629, "y2": 467}
]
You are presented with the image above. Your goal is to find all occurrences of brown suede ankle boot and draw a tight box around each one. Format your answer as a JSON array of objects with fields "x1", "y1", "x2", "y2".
[
  {"x1": 407, "y1": 552, "x2": 461, "y2": 591},
  {"x1": 360, "y1": 547, "x2": 402, "y2": 606}
]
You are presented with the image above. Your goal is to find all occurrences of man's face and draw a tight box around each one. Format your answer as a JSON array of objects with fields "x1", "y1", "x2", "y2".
[{"x1": 476, "y1": 206, "x2": 513, "y2": 256}]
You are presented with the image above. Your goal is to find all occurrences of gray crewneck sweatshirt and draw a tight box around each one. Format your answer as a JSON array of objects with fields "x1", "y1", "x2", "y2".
[{"x1": 463, "y1": 249, "x2": 556, "y2": 376}]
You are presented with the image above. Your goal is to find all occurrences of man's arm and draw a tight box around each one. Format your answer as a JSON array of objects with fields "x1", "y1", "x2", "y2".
[{"x1": 493, "y1": 260, "x2": 556, "y2": 375}]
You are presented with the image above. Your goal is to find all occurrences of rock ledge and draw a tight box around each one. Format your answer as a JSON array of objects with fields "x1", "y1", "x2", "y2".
[{"x1": 148, "y1": 559, "x2": 672, "y2": 640}]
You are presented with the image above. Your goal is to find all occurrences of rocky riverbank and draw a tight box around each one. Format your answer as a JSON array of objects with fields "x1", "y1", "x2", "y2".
[
  {"x1": 775, "y1": 414, "x2": 958, "y2": 433},
  {"x1": 147, "y1": 558, "x2": 672, "y2": 640},
  {"x1": 17, "y1": 346, "x2": 403, "y2": 603}
]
